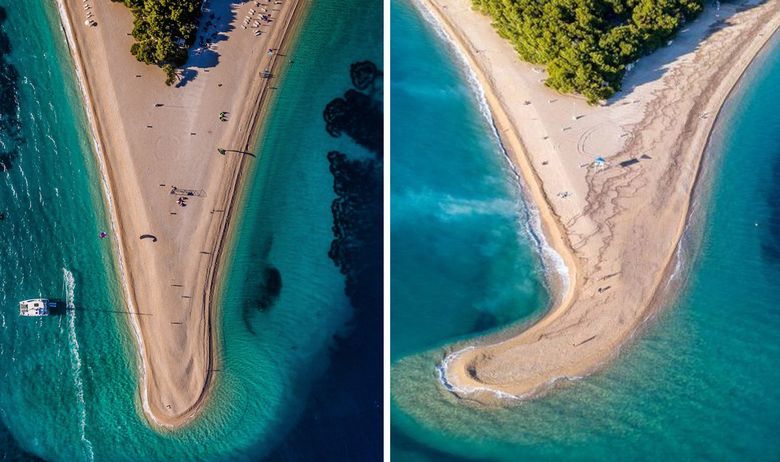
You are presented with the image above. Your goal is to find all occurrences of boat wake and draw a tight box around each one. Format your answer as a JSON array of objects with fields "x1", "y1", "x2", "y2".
[{"x1": 63, "y1": 268, "x2": 94, "y2": 462}]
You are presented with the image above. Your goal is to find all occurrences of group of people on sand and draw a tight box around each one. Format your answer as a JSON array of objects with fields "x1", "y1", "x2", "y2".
[
  {"x1": 170, "y1": 186, "x2": 192, "y2": 207},
  {"x1": 83, "y1": 0, "x2": 97, "y2": 27},
  {"x1": 244, "y1": 0, "x2": 283, "y2": 36}
]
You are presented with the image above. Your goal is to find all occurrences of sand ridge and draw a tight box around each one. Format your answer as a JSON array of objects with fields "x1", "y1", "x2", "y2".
[
  {"x1": 55, "y1": 0, "x2": 307, "y2": 428},
  {"x1": 415, "y1": 0, "x2": 780, "y2": 402}
]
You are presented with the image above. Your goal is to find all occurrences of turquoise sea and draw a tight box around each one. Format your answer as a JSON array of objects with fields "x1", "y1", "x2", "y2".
[
  {"x1": 0, "y1": 0, "x2": 381, "y2": 460},
  {"x1": 391, "y1": 1, "x2": 780, "y2": 460}
]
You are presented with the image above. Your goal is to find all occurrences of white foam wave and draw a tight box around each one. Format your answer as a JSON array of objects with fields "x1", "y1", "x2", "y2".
[
  {"x1": 521, "y1": 194, "x2": 570, "y2": 294},
  {"x1": 411, "y1": 0, "x2": 569, "y2": 291},
  {"x1": 63, "y1": 268, "x2": 95, "y2": 462},
  {"x1": 437, "y1": 345, "x2": 589, "y2": 402},
  {"x1": 5, "y1": 174, "x2": 18, "y2": 202},
  {"x1": 411, "y1": 0, "x2": 494, "y2": 129},
  {"x1": 412, "y1": 0, "x2": 576, "y2": 401},
  {"x1": 436, "y1": 346, "x2": 525, "y2": 401},
  {"x1": 54, "y1": 0, "x2": 159, "y2": 427},
  {"x1": 16, "y1": 163, "x2": 32, "y2": 210}
]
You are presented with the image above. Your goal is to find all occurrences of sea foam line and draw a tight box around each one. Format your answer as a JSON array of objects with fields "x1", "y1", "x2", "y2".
[
  {"x1": 63, "y1": 268, "x2": 94, "y2": 462},
  {"x1": 411, "y1": 0, "x2": 569, "y2": 292},
  {"x1": 436, "y1": 342, "x2": 592, "y2": 401},
  {"x1": 53, "y1": 0, "x2": 158, "y2": 428},
  {"x1": 436, "y1": 346, "x2": 521, "y2": 401},
  {"x1": 413, "y1": 0, "x2": 573, "y2": 401}
]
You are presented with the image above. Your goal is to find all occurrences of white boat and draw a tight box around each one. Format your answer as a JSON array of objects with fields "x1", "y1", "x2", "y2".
[{"x1": 19, "y1": 299, "x2": 52, "y2": 317}]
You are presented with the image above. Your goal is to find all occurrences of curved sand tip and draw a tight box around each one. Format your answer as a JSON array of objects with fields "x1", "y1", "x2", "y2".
[
  {"x1": 420, "y1": 0, "x2": 780, "y2": 404},
  {"x1": 55, "y1": 0, "x2": 307, "y2": 428}
]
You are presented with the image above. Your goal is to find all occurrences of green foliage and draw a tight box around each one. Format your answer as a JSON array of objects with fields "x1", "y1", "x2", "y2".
[
  {"x1": 162, "y1": 63, "x2": 176, "y2": 86},
  {"x1": 112, "y1": 0, "x2": 202, "y2": 76},
  {"x1": 472, "y1": 0, "x2": 703, "y2": 103}
]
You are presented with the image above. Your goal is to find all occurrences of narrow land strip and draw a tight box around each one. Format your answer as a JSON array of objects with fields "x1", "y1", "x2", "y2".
[
  {"x1": 56, "y1": 0, "x2": 308, "y2": 427},
  {"x1": 415, "y1": 0, "x2": 780, "y2": 402}
]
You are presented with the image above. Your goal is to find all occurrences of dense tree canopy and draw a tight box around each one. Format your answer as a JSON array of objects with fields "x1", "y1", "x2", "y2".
[
  {"x1": 472, "y1": 0, "x2": 703, "y2": 103},
  {"x1": 112, "y1": 0, "x2": 202, "y2": 84}
]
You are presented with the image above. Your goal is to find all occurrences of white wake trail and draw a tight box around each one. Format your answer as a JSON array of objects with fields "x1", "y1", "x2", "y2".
[{"x1": 63, "y1": 268, "x2": 95, "y2": 462}]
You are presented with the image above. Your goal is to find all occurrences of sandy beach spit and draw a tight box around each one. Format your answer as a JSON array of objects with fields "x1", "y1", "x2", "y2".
[
  {"x1": 55, "y1": 0, "x2": 307, "y2": 428},
  {"x1": 415, "y1": 0, "x2": 780, "y2": 403}
]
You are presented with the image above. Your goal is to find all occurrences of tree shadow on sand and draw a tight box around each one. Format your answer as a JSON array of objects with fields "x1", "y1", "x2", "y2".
[
  {"x1": 177, "y1": 0, "x2": 286, "y2": 87},
  {"x1": 175, "y1": 0, "x2": 244, "y2": 87},
  {"x1": 607, "y1": 0, "x2": 767, "y2": 104}
]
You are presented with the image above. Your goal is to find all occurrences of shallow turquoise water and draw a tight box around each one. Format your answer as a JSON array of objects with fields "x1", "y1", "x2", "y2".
[
  {"x1": 391, "y1": 1, "x2": 780, "y2": 460},
  {"x1": 0, "y1": 1, "x2": 380, "y2": 460}
]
